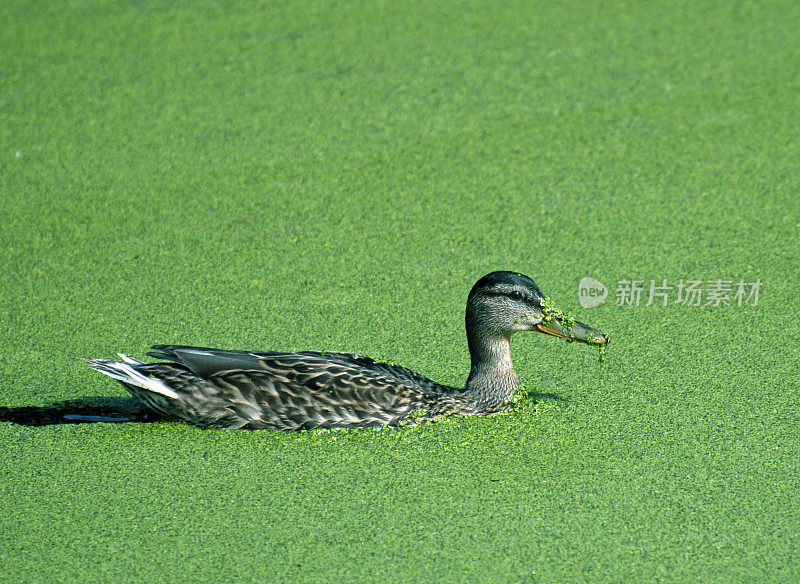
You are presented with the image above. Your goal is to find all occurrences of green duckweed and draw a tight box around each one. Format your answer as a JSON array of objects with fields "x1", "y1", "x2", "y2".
[
  {"x1": 540, "y1": 296, "x2": 577, "y2": 329},
  {"x1": 504, "y1": 382, "x2": 529, "y2": 409}
]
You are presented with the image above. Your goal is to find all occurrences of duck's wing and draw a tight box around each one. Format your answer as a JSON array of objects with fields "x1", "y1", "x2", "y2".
[
  {"x1": 147, "y1": 345, "x2": 266, "y2": 378},
  {"x1": 147, "y1": 345, "x2": 458, "y2": 396}
]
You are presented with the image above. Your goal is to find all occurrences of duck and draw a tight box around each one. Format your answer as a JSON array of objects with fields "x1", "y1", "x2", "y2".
[{"x1": 87, "y1": 271, "x2": 608, "y2": 430}]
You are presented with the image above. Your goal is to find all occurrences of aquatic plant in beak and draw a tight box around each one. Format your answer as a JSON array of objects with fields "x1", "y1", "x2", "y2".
[{"x1": 541, "y1": 296, "x2": 577, "y2": 328}]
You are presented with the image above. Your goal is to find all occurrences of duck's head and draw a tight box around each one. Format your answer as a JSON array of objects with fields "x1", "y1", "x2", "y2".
[{"x1": 466, "y1": 271, "x2": 609, "y2": 346}]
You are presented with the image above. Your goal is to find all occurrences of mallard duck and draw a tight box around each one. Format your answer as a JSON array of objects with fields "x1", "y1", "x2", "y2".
[{"x1": 87, "y1": 271, "x2": 608, "y2": 430}]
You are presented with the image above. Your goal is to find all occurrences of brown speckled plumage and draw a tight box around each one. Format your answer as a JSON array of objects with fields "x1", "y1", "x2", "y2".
[{"x1": 87, "y1": 272, "x2": 608, "y2": 430}]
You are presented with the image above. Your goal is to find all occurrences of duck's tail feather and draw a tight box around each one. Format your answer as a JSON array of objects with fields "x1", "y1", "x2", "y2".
[
  {"x1": 86, "y1": 357, "x2": 180, "y2": 399},
  {"x1": 116, "y1": 353, "x2": 143, "y2": 365}
]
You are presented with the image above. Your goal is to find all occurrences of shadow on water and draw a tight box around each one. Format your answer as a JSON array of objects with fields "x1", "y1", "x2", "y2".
[
  {"x1": 0, "y1": 396, "x2": 162, "y2": 426},
  {"x1": 0, "y1": 393, "x2": 566, "y2": 427}
]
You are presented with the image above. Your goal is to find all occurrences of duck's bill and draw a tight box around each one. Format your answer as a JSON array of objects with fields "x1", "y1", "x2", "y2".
[{"x1": 535, "y1": 318, "x2": 609, "y2": 345}]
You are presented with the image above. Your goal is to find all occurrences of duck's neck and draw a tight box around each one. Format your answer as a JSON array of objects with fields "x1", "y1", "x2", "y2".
[{"x1": 464, "y1": 332, "x2": 520, "y2": 409}]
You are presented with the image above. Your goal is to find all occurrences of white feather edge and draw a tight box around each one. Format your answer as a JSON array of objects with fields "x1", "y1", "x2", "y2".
[
  {"x1": 117, "y1": 353, "x2": 143, "y2": 365},
  {"x1": 93, "y1": 359, "x2": 179, "y2": 399}
]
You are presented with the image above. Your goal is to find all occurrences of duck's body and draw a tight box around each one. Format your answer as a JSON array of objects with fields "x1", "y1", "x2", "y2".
[
  {"x1": 91, "y1": 348, "x2": 482, "y2": 430},
  {"x1": 88, "y1": 272, "x2": 608, "y2": 430}
]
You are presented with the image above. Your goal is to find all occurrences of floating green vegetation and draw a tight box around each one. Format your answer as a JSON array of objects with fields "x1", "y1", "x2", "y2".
[
  {"x1": 398, "y1": 406, "x2": 429, "y2": 427},
  {"x1": 540, "y1": 296, "x2": 577, "y2": 329},
  {"x1": 597, "y1": 342, "x2": 607, "y2": 364},
  {"x1": 585, "y1": 334, "x2": 609, "y2": 364},
  {"x1": 409, "y1": 407, "x2": 428, "y2": 421},
  {"x1": 504, "y1": 382, "x2": 529, "y2": 409}
]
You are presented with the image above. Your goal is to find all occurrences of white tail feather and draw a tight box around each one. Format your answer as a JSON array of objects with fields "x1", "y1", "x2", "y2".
[{"x1": 90, "y1": 360, "x2": 179, "y2": 399}]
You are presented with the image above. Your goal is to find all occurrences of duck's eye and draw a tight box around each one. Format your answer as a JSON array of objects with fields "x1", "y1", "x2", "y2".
[{"x1": 508, "y1": 291, "x2": 524, "y2": 301}]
